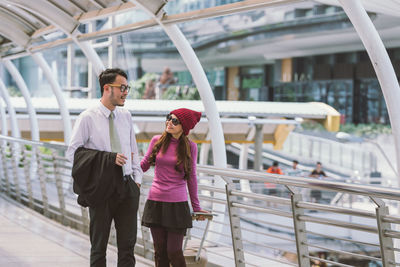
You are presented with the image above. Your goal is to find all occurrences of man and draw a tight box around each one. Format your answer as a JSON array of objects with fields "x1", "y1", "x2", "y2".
[
  {"x1": 264, "y1": 161, "x2": 283, "y2": 196},
  {"x1": 266, "y1": 161, "x2": 284, "y2": 175},
  {"x1": 309, "y1": 162, "x2": 327, "y2": 202},
  {"x1": 309, "y1": 161, "x2": 327, "y2": 179},
  {"x1": 287, "y1": 160, "x2": 302, "y2": 176},
  {"x1": 67, "y1": 68, "x2": 143, "y2": 267},
  {"x1": 155, "y1": 67, "x2": 176, "y2": 99},
  {"x1": 292, "y1": 160, "x2": 298, "y2": 170}
]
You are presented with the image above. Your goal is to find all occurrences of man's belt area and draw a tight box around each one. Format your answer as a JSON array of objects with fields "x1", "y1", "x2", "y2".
[{"x1": 123, "y1": 174, "x2": 133, "y2": 182}]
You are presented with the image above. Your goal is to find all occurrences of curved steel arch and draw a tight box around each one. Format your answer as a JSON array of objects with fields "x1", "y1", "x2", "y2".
[
  {"x1": 3, "y1": 0, "x2": 79, "y2": 35},
  {"x1": 0, "y1": 79, "x2": 20, "y2": 138},
  {"x1": 0, "y1": 94, "x2": 7, "y2": 136},
  {"x1": 2, "y1": 60, "x2": 40, "y2": 141},
  {"x1": 130, "y1": 0, "x2": 228, "y2": 242},
  {"x1": 130, "y1": 0, "x2": 227, "y2": 168},
  {"x1": 0, "y1": 15, "x2": 30, "y2": 48},
  {"x1": 0, "y1": 16, "x2": 71, "y2": 143},
  {"x1": 338, "y1": 0, "x2": 400, "y2": 185},
  {"x1": 2, "y1": 0, "x2": 105, "y2": 77}
]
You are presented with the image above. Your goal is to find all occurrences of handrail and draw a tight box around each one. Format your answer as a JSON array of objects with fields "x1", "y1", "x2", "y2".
[
  {"x1": 0, "y1": 134, "x2": 67, "y2": 150},
  {"x1": 1, "y1": 135, "x2": 400, "y2": 267},
  {"x1": 198, "y1": 164, "x2": 400, "y2": 201}
]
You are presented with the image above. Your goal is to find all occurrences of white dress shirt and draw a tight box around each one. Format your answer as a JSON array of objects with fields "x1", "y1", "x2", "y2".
[{"x1": 66, "y1": 101, "x2": 143, "y2": 184}]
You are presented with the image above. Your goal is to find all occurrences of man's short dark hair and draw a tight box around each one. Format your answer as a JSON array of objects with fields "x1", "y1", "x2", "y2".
[
  {"x1": 293, "y1": 160, "x2": 298, "y2": 164},
  {"x1": 99, "y1": 68, "x2": 128, "y2": 96},
  {"x1": 317, "y1": 161, "x2": 322, "y2": 165},
  {"x1": 272, "y1": 161, "x2": 279, "y2": 167}
]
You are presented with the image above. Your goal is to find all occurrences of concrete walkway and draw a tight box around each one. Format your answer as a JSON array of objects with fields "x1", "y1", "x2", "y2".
[{"x1": 0, "y1": 194, "x2": 153, "y2": 267}]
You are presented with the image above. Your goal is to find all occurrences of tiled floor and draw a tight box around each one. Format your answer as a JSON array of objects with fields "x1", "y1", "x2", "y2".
[{"x1": 0, "y1": 194, "x2": 153, "y2": 266}]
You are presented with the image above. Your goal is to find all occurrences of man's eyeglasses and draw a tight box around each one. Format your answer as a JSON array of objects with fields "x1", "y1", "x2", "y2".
[
  {"x1": 166, "y1": 114, "x2": 180, "y2": 126},
  {"x1": 108, "y1": 84, "x2": 131, "y2": 93}
]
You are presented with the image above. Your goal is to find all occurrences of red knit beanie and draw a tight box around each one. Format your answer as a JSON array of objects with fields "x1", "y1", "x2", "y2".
[{"x1": 170, "y1": 108, "x2": 201, "y2": 135}]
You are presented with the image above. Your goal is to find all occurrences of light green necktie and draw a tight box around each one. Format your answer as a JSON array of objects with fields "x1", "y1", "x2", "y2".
[{"x1": 109, "y1": 111, "x2": 122, "y2": 153}]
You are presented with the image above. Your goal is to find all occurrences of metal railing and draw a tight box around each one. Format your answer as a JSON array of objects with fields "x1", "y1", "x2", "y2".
[
  {"x1": 1, "y1": 134, "x2": 400, "y2": 267},
  {"x1": 282, "y1": 132, "x2": 378, "y2": 177}
]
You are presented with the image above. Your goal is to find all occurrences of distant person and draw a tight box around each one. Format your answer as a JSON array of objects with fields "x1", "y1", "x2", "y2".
[
  {"x1": 140, "y1": 108, "x2": 208, "y2": 266},
  {"x1": 265, "y1": 161, "x2": 283, "y2": 196},
  {"x1": 155, "y1": 67, "x2": 176, "y2": 99},
  {"x1": 142, "y1": 79, "x2": 156, "y2": 99},
  {"x1": 292, "y1": 160, "x2": 298, "y2": 170},
  {"x1": 287, "y1": 160, "x2": 302, "y2": 176},
  {"x1": 309, "y1": 162, "x2": 327, "y2": 179},
  {"x1": 266, "y1": 161, "x2": 284, "y2": 175},
  {"x1": 309, "y1": 162, "x2": 326, "y2": 202}
]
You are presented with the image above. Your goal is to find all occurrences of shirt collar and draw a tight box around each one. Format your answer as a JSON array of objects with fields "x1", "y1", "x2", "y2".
[{"x1": 98, "y1": 101, "x2": 117, "y2": 118}]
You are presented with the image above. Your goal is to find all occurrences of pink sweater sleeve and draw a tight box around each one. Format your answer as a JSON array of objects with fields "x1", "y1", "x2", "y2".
[
  {"x1": 187, "y1": 142, "x2": 201, "y2": 212},
  {"x1": 140, "y1": 136, "x2": 159, "y2": 172}
]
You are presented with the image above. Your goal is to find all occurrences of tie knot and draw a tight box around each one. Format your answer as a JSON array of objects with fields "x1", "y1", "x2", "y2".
[{"x1": 109, "y1": 112, "x2": 115, "y2": 119}]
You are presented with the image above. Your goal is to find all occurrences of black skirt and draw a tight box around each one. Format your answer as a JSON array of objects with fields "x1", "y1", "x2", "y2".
[{"x1": 141, "y1": 199, "x2": 192, "y2": 235}]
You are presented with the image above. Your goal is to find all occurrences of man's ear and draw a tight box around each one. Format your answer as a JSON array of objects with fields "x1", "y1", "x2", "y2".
[{"x1": 103, "y1": 84, "x2": 109, "y2": 93}]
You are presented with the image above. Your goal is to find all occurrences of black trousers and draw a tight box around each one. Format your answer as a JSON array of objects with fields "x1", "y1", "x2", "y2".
[{"x1": 89, "y1": 178, "x2": 140, "y2": 267}]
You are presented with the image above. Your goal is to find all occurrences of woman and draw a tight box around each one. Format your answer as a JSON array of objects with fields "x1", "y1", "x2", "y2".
[{"x1": 140, "y1": 108, "x2": 208, "y2": 267}]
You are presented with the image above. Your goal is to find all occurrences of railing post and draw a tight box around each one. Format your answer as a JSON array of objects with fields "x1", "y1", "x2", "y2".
[
  {"x1": 290, "y1": 191, "x2": 310, "y2": 267},
  {"x1": 371, "y1": 197, "x2": 395, "y2": 267},
  {"x1": 36, "y1": 149, "x2": 50, "y2": 217},
  {"x1": 0, "y1": 142, "x2": 11, "y2": 195},
  {"x1": 10, "y1": 144, "x2": 22, "y2": 202},
  {"x1": 22, "y1": 146, "x2": 34, "y2": 209},
  {"x1": 138, "y1": 191, "x2": 153, "y2": 259},
  {"x1": 52, "y1": 151, "x2": 67, "y2": 225},
  {"x1": 225, "y1": 183, "x2": 245, "y2": 267}
]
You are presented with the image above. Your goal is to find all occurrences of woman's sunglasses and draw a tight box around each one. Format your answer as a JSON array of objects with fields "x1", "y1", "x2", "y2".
[{"x1": 166, "y1": 114, "x2": 180, "y2": 126}]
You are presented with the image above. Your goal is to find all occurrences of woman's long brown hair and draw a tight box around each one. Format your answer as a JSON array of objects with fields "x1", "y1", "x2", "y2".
[{"x1": 148, "y1": 132, "x2": 192, "y2": 180}]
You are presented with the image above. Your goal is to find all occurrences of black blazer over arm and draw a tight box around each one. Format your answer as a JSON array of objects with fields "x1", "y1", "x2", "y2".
[{"x1": 72, "y1": 147, "x2": 123, "y2": 207}]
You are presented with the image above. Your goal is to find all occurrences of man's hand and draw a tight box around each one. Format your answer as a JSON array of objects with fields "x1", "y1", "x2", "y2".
[
  {"x1": 136, "y1": 183, "x2": 141, "y2": 188},
  {"x1": 115, "y1": 153, "x2": 127, "y2": 166}
]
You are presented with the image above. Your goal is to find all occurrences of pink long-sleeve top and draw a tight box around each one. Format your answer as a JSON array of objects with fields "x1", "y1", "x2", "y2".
[{"x1": 140, "y1": 135, "x2": 201, "y2": 212}]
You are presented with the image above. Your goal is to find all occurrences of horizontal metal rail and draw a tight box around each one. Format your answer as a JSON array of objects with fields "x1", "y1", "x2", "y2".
[{"x1": 1, "y1": 135, "x2": 400, "y2": 266}]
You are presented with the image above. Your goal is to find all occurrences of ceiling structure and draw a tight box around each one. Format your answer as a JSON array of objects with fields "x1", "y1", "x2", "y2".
[
  {"x1": 1, "y1": 0, "x2": 399, "y2": 71},
  {"x1": 0, "y1": 0, "x2": 136, "y2": 58},
  {"x1": 0, "y1": 0, "x2": 399, "y2": 167}
]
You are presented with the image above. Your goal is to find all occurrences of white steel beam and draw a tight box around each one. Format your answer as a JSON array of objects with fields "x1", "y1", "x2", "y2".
[
  {"x1": 239, "y1": 127, "x2": 256, "y2": 193},
  {"x1": 2, "y1": 59, "x2": 40, "y2": 141},
  {"x1": 3, "y1": 0, "x2": 105, "y2": 78},
  {"x1": 158, "y1": 25, "x2": 227, "y2": 168},
  {"x1": 338, "y1": 0, "x2": 400, "y2": 186},
  {"x1": 0, "y1": 14, "x2": 30, "y2": 48},
  {"x1": 0, "y1": 79, "x2": 20, "y2": 138},
  {"x1": 130, "y1": 0, "x2": 227, "y2": 241},
  {"x1": 3, "y1": 0, "x2": 79, "y2": 35},
  {"x1": 3, "y1": 0, "x2": 300, "y2": 60},
  {"x1": 0, "y1": 94, "x2": 7, "y2": 136},
  {"x1": 0, "y1": 15, "x2": 72, "y2": 143},
  {"x1": 31, "y1": 53, "x2": 72, "y2": 144}
]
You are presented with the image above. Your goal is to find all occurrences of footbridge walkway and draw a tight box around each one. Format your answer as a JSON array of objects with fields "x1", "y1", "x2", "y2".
[{"x1": 1, "y1": 134, "x2": 400, "y2": 267}]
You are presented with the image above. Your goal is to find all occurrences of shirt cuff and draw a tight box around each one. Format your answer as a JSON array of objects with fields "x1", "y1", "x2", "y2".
[{"x1": 133, "y1": 170, "x2": 143, "y2": 184}]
